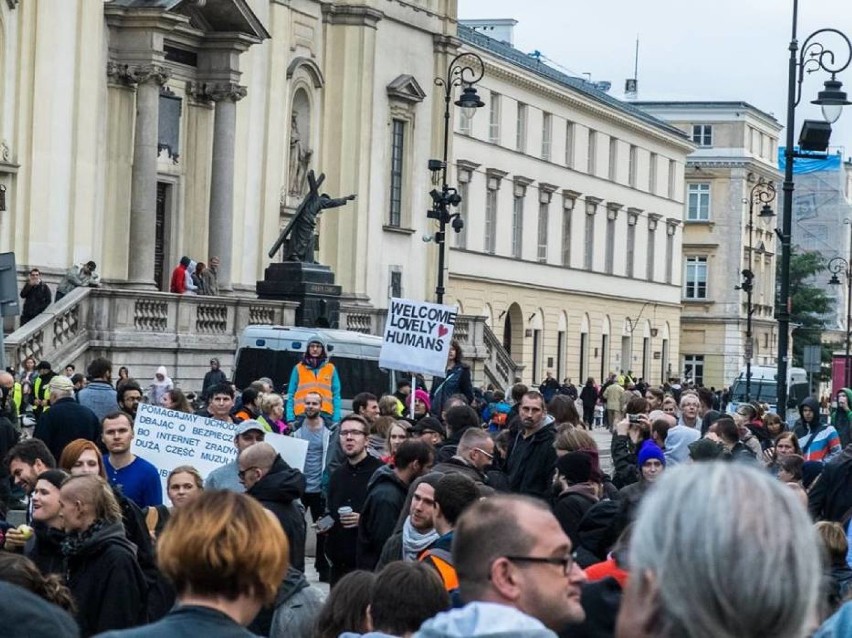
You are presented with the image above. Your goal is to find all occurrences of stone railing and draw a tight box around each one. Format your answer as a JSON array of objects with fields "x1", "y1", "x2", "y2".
[
  {"x1": 339, "y1": 304, "x2": 387, "y2": 335},
  {"x1": 5, "y1": 288, "x2": 298, "y2": 389},
  {"x1": 482, "y1": 321, "x2": 524, "y2": 390}
]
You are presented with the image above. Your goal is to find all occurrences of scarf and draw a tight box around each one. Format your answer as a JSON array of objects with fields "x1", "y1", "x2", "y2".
[
  {"x1": 61, "y1": 518, "x2": 110, "y2": 557},
  {"x1": 402, "y1": 516, "x2": 439, "y2": 561}
]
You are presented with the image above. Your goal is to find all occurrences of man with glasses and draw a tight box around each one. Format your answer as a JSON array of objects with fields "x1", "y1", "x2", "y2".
[
  {"x1": 417, "y1": 494, "x2": 587, "y2": 636},
  {"x1": 19, "y1": 268, "x2": 52, "y2": 326},
  {"x1": 325, "y1": 414, "x2": 383, "y2": 585},
  {"x1": 205, "y1": 419, "x2": 265, "y2": 492},
  {"x1": 431, "y1": 427, "x2": 496, "y2": 495}
]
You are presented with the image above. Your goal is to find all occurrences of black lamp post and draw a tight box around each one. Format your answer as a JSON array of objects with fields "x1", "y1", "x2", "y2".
[
  {"x1": 829, "y1": 256, "x2": 852, "y2": 389},
  {"x1": 741, "y1": 179, "x2": 776, "y2": 402},
  {"x1": 428, "y1": 52, "x2": 485, "y2": 304},
  {"x1": 776, "y1": 0, "x2": 852, "y2": 416}
]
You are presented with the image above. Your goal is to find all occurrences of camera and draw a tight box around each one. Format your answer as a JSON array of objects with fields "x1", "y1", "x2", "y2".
[{"x1": 628, "y1": 413, "x2": 642, "y2": 424}]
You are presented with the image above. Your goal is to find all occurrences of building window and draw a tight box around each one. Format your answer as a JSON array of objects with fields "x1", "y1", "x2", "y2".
[
  {"x1": 557, "y1": 330, "x2": 565, "y2": 381},
  {"x1": 512, "y1": 182, "x2": 526, "y2": 259},
  {"x1": 628, "y1": 145, "x2": 637, "y2": 187},
  {"x1": 691, "y1": 124, "x2": 713, "y2": 147},
  {"x1": 626, "y1": 212, "x2": 638, "y2": 278},
  {"x1": 516, "y1": 103, "x2": 528, "y2": 153},
  {"x1": 684, "y1": 256, "x2": 708, "y2": 299},
  {"x1": 584, "y1": 199, "x2": 599, "y2": 270},
  {"x1": 579, "y1": 331, "x2": 589, "y2": 380},
  {"x1": 588, "y1": 130, "x2": 597, "y2": 175},
  {"x1": 485, "y1": 187, "x2": 498, "y2": 254},
  {"x1": 455, "y1": 172, "x2": 470, "y2": 249},
  {"x1": 683, "y1": 354, "x2": 705, "y2": 386},
  {"x1": 608, "y1": 137, "x2": 618, "y2": 181},
  {"x1": 647, "y1": 222, "x2": 656, "y2": 281},
  {"x1": 605, "y1": 206, "x2": 618, "y2": 275},
  {"x1": 667, "y1": 159, "x2": 676, "y2": 198},
  {"x1": 541, "y1": 112, "x2": 552, "y2": 161},
  {"x1": 489, "y1": 92, "x2": 501, "y2": 145},
  {"x1": 562, "y1": 195, "x2": 575, "y2": 267},
  {"x1": 687, "y1": 183, "x2": 711, "y2": 221},
  {"x1": 649, "y1": 152, "x2": 657, "y2": 194},
  {"x1": 537, "y1": 190, "x2": 551, "y2": 263},
  {"x1": 565, "y1": 121, "x2": 575, "y2": 168},
  {"x1": 389, "y1": 269, "x2": 402, "y2": 298},
  {"x1": 388, "y1": 119, "x2": 405, "y2": 227},
  {"x1": 665, "y1": 223, "x2": 675, "y2": 284}
]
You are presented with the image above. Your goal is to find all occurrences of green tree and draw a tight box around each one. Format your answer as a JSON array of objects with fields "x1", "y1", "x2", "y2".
[{"x1": 784, "y1": 250, "x2": 833, "y2": 368}]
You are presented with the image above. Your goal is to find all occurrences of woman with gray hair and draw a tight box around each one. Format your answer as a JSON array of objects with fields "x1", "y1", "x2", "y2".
[{"x1": 616, "y1": 462, "x2": 821, "y2": 638}]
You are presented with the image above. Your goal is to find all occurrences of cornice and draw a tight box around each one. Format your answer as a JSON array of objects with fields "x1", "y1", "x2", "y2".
[
  {"x1": 322, "y1": 3, "x2": 383, "y2": 28},
  {"x1": 478, "y1": 57, "x2": 694, "y2": 154}
]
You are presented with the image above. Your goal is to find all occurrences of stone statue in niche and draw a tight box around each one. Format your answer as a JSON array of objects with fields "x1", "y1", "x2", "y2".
[
  {"x1": 269, "y1": 170, "x2": 355, "y2": 264},
  {"x1": 288, "y1": 113, "x2": 312, "y2": 197}
]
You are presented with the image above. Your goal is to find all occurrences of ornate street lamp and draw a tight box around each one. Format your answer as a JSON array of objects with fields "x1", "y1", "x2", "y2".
[
  {"x1": 428, "y1": 52, "x2": 485, "y2": 304},
  {"x1": 776, "y1": 1, "x2": 852, "y2": 416},
  {"x1": 828, "y1": 255, "x2": 852, "y2": 390},
  {"x1": 740, "y1": 179, "x2": 776, "y2": 402}
]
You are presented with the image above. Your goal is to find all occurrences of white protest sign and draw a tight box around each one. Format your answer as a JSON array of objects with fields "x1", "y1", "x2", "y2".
[
  {"x1": 379, "y1": 297, "x2": 457, "y2": 377},
  {"x1": 133, "y1": 402, "x2": 309, "y2": 500}
]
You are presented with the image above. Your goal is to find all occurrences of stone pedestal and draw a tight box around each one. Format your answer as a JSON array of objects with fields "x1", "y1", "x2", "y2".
[{"x1": 256, "y1": 262, "x2": 341, "y2": 328}]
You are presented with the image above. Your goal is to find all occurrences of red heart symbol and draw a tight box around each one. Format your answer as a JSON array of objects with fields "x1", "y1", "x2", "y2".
[{"x1": 438, "y1": 325, "x2": 449, "y2": 338}]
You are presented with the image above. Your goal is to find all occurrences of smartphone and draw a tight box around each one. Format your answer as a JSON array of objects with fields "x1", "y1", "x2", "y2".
[
  {"x1": 628, "y1": 414, "x2": 642, "y2": 423},
  {"x1": 315, "y1": 515, "x2": 335, "y2": 534}
]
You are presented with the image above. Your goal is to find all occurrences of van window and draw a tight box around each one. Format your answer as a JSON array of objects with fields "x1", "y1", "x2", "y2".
[{"x1": 234, "y1": 347, "x2": 391, "y2": 399}]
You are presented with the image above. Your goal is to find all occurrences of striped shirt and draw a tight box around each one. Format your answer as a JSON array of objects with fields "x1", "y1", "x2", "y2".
[{"x1": 799, "y1": 425, "x2": 842, "y2": 463}]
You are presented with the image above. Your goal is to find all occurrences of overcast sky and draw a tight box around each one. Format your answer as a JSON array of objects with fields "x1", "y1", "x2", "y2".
[{"x1": 459, "y1": 0, "x2": 852, "y2": 155}]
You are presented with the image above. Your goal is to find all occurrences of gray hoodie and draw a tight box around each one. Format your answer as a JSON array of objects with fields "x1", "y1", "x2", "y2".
[
  {"x1": 414, "y1": 602, "x2": 557, "y2": 638},
  {"x1": 664, "y1": 425, "x2": 700, "y2": 466}
]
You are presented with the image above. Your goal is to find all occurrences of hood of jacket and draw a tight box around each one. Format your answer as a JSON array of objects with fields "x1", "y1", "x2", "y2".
[
  {"x1": 559, "y1": 482, "x2": 600, "y2": 503},
  {"x1": 63, "y1": 520, "x2": 135, "y2": 559},
  {"x1": 248, "y1": 456, "x2": 306, "y2": 505},
  {"x1": 799, "y1": 396, "x2": 821, "y2": 424},
  {"x1": 366, "y1": 463, "x2": 406, "y2": 494},
  {"x1": 276, "y1": 566, "x2": 309, "y2": 605},
  {"x1": 841, "y1": 388, "x2": 852, "y2": 411},
  {"x1": 153, "y1": 366, "x2": 172, "y2": 385},
  {"x1": 414, "y1": 602, "x2": 557, "y2": 638},
  {"x1": 665, "y1": 425, "x2": 700, "y2": 465}
]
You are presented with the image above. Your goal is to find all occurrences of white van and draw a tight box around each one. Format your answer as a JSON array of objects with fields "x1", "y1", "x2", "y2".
[
  {"x1": 726, "y1": 365, "x2": 809, "y2": 422},
  {"x1": 233, "y1": 325, "x2": 398, "y2": 413}
]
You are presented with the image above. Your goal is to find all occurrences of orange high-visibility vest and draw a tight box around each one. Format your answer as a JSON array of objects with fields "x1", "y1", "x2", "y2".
[
  {"x1": 419, "y1": 547, "x2": 459, "y2": 592},
  {"x1": 293, "y1": 362, "x2": 335, "y2": 416}
]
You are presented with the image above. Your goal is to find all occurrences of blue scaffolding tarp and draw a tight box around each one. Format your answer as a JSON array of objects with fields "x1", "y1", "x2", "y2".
[{"x1": 778, "y1": 148, "x2": 842, "y2": 174}]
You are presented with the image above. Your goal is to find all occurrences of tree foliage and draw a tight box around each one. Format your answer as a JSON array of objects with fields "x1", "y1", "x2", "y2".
[{"x1": 785, "y1": 250, "x2": 833, "y2": 368}]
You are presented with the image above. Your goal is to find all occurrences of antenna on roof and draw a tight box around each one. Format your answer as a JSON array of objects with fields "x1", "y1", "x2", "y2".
[{"x1": 625, "y1": 35, "x2": 640, "y2": 100}]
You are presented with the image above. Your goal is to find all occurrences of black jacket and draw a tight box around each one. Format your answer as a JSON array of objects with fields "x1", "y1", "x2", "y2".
[
  {"x1": 34, "y1": 396, "x2": 100, "y2": 462},
  {"x1": 20, "y1": 281, "x2": 52, "y2": 323},
  {"x1": 434, "y1": 424, "x2": 477, "y2": 464},
  {"x1": 201, "y1": 369, "x2": 228, "y2": 399},
  {"x1": 430, "y1": 363, "x2": 474, "y2": 415},
  {"x1": 326, "y1": 454, "x2": 384, "y2": 570},
  {"x1": 0, "y1": 581, "x2": 78, "y2": 638},
  {"x1": 64, "y1": 521, "x2": 148, "y2": 637},
  {"x1": 356, "y1": 464, "x2": 409, "y2": 570},
  {"x1": 26, "y1": 522, "x2": 65, "y2": 576},
  {"x1": 0, "y1": 415, "x2": 19, "y2": 516},
  {"x1": 809, "y1": 445, "x2": 852, "y2": 521},
  {"x1": 610, "y1": 434, "x2": 639, "y2": 489},
  {"x1": 505, "y1": 422, "x2": 557, "y2": 500},
  {"x1": 247, "y1": 456, "x2": 307, "y2": 572},
  {"x1": 553, "y1": 484, "x2": 599, "y2": 549}
]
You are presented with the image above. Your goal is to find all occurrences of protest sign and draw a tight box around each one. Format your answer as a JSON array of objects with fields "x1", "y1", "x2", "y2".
[
  {"x1": 133, "y1": 402, "x2": 308, "y2": 501},
  {"x1": 379, "y1": 297, "x2": 457, "y2": 377}
]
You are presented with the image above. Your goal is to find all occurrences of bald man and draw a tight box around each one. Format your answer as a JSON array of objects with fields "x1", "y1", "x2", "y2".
[{"x1": 238, "y1": 441, "x2": 307, "y2": 571}]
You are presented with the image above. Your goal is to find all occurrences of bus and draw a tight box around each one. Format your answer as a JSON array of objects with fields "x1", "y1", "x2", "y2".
[
  {"x1": 233, "y1": 325, "x2": 398, "y2": 414},
  {"x1": 726, "y1": 365, "x2": 809, "y2": 424}
]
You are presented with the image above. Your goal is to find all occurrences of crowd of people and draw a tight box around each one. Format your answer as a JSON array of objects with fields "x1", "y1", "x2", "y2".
[{"x1": 1, "y1": 335, "x2": 852, "y2": 637}]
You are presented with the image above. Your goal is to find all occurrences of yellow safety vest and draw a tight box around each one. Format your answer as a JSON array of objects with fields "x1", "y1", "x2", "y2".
[{"x1": 292, "y1": 363, "x2": 335, "y2": 416}]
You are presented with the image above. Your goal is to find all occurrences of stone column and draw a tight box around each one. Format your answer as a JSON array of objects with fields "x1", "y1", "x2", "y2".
[
  {"x1": 127, "y1": 64, "x2": 170, "y2": 287},
  {"x1": 207, "y1": 83, "x2": 246, "y2": 292}
]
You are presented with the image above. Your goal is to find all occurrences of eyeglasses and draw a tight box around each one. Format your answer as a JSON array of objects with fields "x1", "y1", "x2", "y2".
[
  {"x1": 339, "y1": 429, "x2": 367, "y2": 438},
  {"x1": 237, "y1": 466, "x2": 257, "y2": 480},
  {"x1": 504, "y1": 552, "x2": 577, "y2": 575},
  {"x1": 473, "y1": 447, "x2": 494, "y2": 460}
]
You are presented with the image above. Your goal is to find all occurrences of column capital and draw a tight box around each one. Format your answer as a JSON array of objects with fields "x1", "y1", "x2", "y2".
[
  {"x1": 207, "y1": 82, "x2": 248, "y2": 103},
  {"x1": 107, "y1": 61, "x2": 171, "y2": 87}
]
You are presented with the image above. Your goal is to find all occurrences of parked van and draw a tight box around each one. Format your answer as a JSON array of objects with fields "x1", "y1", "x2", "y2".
[
  {"x1": 234, "y1": 325, "x2": 396, "y2": 414},
  {"x1": 726, "y1": 365, "x2": 809, "y2": 423}
]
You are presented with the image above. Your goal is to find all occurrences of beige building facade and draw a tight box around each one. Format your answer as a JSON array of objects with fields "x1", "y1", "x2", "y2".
[
  {"x1": 0, "y1": 0, "x2": 457, "y2": 309},
  {"x1": 448, "y1": 25, "x2": 694, "y2": 387},
  {"x1": 634, "y1": 102, "x2": 782, "y2": 389}
]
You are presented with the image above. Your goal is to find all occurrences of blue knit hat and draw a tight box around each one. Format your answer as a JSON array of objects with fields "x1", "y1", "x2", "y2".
[{"x1": 638, "y1": 440, "x2": 666, "y2": 467}]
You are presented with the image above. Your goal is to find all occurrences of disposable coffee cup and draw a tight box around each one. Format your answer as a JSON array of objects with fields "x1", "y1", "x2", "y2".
[{"x1": 338, "y1": 506, "x2": 353, "y2": 517}]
